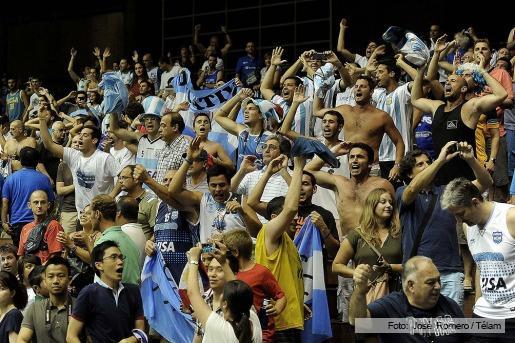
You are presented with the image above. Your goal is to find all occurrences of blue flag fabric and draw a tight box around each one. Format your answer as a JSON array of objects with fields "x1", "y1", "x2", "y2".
[
  {"x1": 98, "y1": 72, "x2": 129, "y2": 114},
  {"x1": 293, "y1": 217, "x2": 333, "y2": 343},
  {"x1": 140, "y1": 251, "x2": 195, "y2": 343}
]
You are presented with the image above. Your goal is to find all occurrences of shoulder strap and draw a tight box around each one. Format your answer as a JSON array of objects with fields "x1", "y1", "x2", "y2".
[
  {"x1": 354, "y1": 227, "x2": 382, "y2": 258},
  {"x1": 409, "y1": 193, "x2": 437, "y2": 258}
]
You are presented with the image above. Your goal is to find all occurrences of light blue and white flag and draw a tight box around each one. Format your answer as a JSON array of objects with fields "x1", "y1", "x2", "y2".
[
  {"x1": 294, "y1": 217, "x2": 332, "y2": 343},
  {"x1": 140, "y1": 251, "x2": 195, "y2": 343}
]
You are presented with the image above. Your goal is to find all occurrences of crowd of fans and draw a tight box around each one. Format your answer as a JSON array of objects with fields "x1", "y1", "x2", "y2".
[{"x1": 0, "y1": 17, "x2": 514, "y2": 343}]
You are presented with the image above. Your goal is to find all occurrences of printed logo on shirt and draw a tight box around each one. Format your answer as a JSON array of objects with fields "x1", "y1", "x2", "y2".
[
  {"x1": 492, "y1": 231, "x2": 503, "y2": 244},
  {"x1": 446, "y1": 120, "x2": 458, "y2": 129},
  {"x1": 76, "y1": 170, "x2": 95, "y2": 189},
  {"x1": 386, "y1": 96, "x2": 393, "y2": 105}
]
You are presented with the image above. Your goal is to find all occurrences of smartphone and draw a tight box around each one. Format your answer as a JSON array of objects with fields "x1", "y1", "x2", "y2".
[
  {"x1": 447, "y1": 143, "x2": 459, "y2": 154},
  {"x1": 311, "y1": 52, "x2": 326, "y2": 60},
  {"x1": 201, "y1": 243, "x2": 215, "y2": 254}
]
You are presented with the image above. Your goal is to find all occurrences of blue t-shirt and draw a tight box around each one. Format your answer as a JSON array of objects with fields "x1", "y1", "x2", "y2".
[
  {"x1": 396, "y1": 185, "x2": 462, "y2": 272},
  {"x1": 1, "y1": 168, "x2": 55, "y2": 224},
  {"x1": 236, "y1": 129, "x2": 270, "y2": 170},
  {"x1": 235, "y1": 55, "x2": 261, "y2": 87},
  {"x1": 368, "y1": 291, "x2": 466, "y2": 342},
  {"x1": 154, "y1": 201, "x2": 197, "y2": 283},
  {"x1": 414, "y1": 113, "x2": 435, "y2": 159}
]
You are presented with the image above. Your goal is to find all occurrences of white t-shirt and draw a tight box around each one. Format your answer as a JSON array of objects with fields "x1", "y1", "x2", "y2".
[
  {"x1": 147, "y1": 66, "x2": 159, "y2": 93},
  {"x1": 121, "y1": 222, "x2": 147, "y2": 268},
  {"x1": 116, "y1": 70, "x2": 134, "y2": 86},
  {"x1": 372, "y1": 83, "x2": 412, "y2": 162},
  {"x1": 354, "y1": 53, "x2": 368, "y2": 68},
  {"x1": 201, "y1": 58, "x2": 224, "y2": 71},
  {"x1": 63, "y1": 148, "x2": 122, "y2": 212},
  {"x1": 110, "y1": 146, "x2": 135, "y2": 170},
  {"x1": 160, "y1": 67, "x2": 180, "y2": 90},
  {"x1": 203, "y1": 310, "x2": 262, "y2": 343}
]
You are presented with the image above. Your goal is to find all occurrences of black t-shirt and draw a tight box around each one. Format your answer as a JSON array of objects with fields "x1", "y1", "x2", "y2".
[
  {"x1": 0, "y1": 308, "x2": 23, "y2": 342},
  {"x1": 368, "y1": 291, "x2": 468, "y2": 342}
]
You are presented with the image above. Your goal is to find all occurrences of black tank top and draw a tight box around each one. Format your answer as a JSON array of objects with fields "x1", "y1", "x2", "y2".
[{"x1": 432, "y1": 103, "x2": 475, "y2": 186}]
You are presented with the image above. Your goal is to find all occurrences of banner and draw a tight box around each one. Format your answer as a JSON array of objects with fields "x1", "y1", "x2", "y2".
[{"x1": 293, "y1": 217, "x2": 332, "y2": 343}]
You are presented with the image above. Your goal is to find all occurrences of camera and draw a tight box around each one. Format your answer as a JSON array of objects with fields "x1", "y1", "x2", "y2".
[
  {"x1": 447, "y1": 143, "x2": 460, "y2": 154},
  {"x1": 311, "y1": 52, "x2": 327, "y2": 60}
]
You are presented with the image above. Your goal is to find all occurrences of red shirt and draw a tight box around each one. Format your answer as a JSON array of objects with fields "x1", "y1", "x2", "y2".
[
  {"x1": 237, "y1": 263, "x2": 285, "y2": 342},
  {"x1": 18, "y1": 219, "x2": 64, "y2": 263}
]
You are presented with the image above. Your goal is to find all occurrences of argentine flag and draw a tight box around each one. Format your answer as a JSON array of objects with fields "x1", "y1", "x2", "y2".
[
  {"x1": 294, "y1": 217, "x2": 333, "y2": 343},
  {"x1": 140, "y1": 251, "x2": 195, "y2": 343}
]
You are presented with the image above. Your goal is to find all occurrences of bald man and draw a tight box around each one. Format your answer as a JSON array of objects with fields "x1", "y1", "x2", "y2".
[
  {"x1": 3, "y1": 120, "x2": 37, "y2": 172},
  {"x1": 350, "y1": 256, "x2": 466, "y2": 341}
]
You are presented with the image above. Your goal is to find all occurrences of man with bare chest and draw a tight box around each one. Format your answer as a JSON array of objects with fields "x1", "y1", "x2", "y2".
[
  {"x1": 306, "y1": 142, "x2": 394, "y2": 237},
  {"x1": 314, "y1": 75, "x2": 404, "y2": 179},
  {"x1": 3, "y1": 120, "x2": 37, "y2": 173}
]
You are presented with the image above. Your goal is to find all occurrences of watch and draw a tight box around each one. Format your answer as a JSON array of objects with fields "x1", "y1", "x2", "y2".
[{"x1": 189, "y1": 260, "x2": 199, "y2": 265}]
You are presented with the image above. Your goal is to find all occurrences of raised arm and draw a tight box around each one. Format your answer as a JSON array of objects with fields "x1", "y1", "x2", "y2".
[
  {"x1": 109, "y1": 113, "x2": 141, "y2": 143},
  {"x1": 168, "y1": 137, "x2": 204, "y2": 210},
  {"x1": 193, "y1": 24, "x2": 206, "y2": 55},
  {"x1": 263, "y1": 156, "x2": 305, "y2": 253},
  {"x1": 260, "y1": 47, "x2": 286, "y2": 101},
  {"x1": 305, "y1": 141, "x2": 350, "y2": 190},
  {"x1": 336, "y1": 18, "x2": 357, "y2": 63},
  {"x1": 38, "y1": 106, "x2": 64, "y2": 159},
  {"x1": 278, "y1": 84, "x2": 307, "y2": 139},
  {"x1": 383, "y1": 114, "x2": 405, "y2": 181},
  {"x1": 427, "y1": 35, "x2": 450, "y2": 81},
  {"x1": 230, "y1": 156, "x2": 257, "y2": 193},
  {"x1": 213, "y1": 88, "x2": 251, "y2": 136},
  {"x1": 395, "y1": 54, "x2": 417, "y2": 80},
  {"x1": 325, "y1": 51, "x2": 352, "y2": 88},
  {"x1": 187, "y1": 246, "x2": 214, "y2": 326},
  {"x1": 67, "y1": 48, "x2": 81, "y2": 85},
  {"x1": 220, "y1": 26, "x2": 232, "y2": 57},
  {"x1": 459, "y1": 142, "x2": 494, "y2": 193},
  {"x1": 411, "y1": 66, "x2": 443, "y2": 114},
  {"x1": 279, "y1": 51, "x2": 309, "y2": 85},
  {"x1": 101, "y1": 47, "x2": 111, "y2": 74}
]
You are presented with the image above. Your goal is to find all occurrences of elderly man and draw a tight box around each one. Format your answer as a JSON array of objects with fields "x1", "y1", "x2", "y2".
[{"x1": 349, "y1": 256, "x2": 466, "y2": 342}]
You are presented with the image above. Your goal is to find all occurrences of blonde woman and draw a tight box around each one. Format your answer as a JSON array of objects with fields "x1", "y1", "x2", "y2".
[{"x1": 332, "y1": 188, "x2": 402, "y2": 292}]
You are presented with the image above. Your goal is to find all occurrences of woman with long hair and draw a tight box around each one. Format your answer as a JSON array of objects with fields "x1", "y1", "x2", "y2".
[
  {"x1": 0, "y1": 271, "x2": 28, "y2": 343},
  {"x1": 332, "y1": 188, "x2": 402, "y2": 293},
  {"x1": 187, "y1": 246, "x2": 262, "y2": 343},
  {"x1": 128, "y1": 62, "x2": 151, "y2": 99}
]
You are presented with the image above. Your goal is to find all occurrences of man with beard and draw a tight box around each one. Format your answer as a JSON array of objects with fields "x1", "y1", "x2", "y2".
[
  {"x1": 169, "y1": 137, "x2": 260, "y2": 242},
  {"x1": 313, "y1": 75, "x2": 405, "y2": 177},
  {"x1": 90, "y1": 194, "x2": 141, "y2": 284},
  {"x1": 67, "y1": 241, "x2": 145, "y2": 343},
  {"x1": 411, "y1": 65, "x2": 508, "y2": 186},
  {"x1": 18, "y1": 257, "x2": 74, "y2": 343}
]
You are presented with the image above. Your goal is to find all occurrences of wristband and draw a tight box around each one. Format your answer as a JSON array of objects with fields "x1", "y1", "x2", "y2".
[{"x1": 184, "y1": 158, "x2": 193, "y2": 165}]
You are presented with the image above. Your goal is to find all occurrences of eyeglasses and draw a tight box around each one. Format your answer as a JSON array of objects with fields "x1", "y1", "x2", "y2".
[
  {"x1": 77, "y1": 97, "x2": 86, "y2": 100},
  {"x1": 102, "y1": 254, "x2": 126, "y2": 262}
]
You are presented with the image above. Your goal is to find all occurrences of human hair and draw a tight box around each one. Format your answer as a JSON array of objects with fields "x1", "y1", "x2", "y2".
[
  {"x1": 0, "y1": 115, "x2": 9, "y2": 127},
  {"x1": 163, "y1": 111, "x2": 185, "y2": 133},
  {"x1": 76, "y1": 90, "x2": 87, "y2": 98},
  {"x1": 28, "y1": 265, "x2": 45, "y2": 287},
  {"x1": 265, "y1": 134, "x2": 291, "y2": 156},
  {"x1": 0, "y1": 271, "x2": 28, "y2": 309},
  {"x1": 19, "y1": 146, "x2": 40, "y2": 168},
  {"x1": 206, "y1": 164, "x2": 232, "y2": 183},
  {"x1": 134, "y1": 62, "x2": 149, "y2": 81},
  {"x1": 139, "y1": 79, "x2": 154, "y2": 93},
  {"x1": 223, "y1": 229, "x2": 253, "y2": 260},
  {"x1": 92, "y1": 240, "x2": 119, "y2": 276},
  {"x1": 496, "y1": 57, "x2": 512, "y2": 71},
  {"x1": 402, "y1": 256, "x2": 433, "y2": 291},
  {"x1": 91, "y1": 194, "x2": 118, "y2": 222},
  {"x1": 357, "y1": 188, "x2": 400, "y2": 247},
  {"x1": 398, "y1": 149, "x2": 432, "y2": 183},
  {"x1": 323, "y1": 110, "x2": 344, "y2": 127},
  {"x1": 266, "y1": 196, "x2": 285, "y2": 220},
  {"x1": 223, "y1": 280, "x2": 254, "y2": 343},
  {"x1": 356, "y1": 74, "x2": 377, "y2": 90},
  {"x1": 302, "y1": 170, "x2": 316, "y2": 187},
  {"x1": 441, "y1": 177, "x2": 483, "y2": 210},
  {"x1": 17, "y1": 254, "x2": 42, "y2": 281},
  {"x1": 194, "y1": 113, "x2": 211, "y2": 124},
  {"x1": 349, "y1": 142, "x2": 374, "y2": 163},
  {"x1": 284, "y1": 76, "x2": 303, "y2": 86},
  {"x1": 119, "y1": 165, "x2": 142, "y2": 184},
  {"x1": 474, "y1": 38, "x2": 491, "y2": 50},
  {"x1": 116, "y1": 195, "x2": 139, "y2": 222},
  {"x1": 44, "y1": 256, "x2": 71, "y2": 275},
  {"x1": 125, "y1": 102, "x2": 144, "y2": 120},
  {"x1": 0, "y1": 244, "x2": 17, "y2": 257},
  {"x1": 83, "y1": 124, "x2": 101, "y2": 147}
]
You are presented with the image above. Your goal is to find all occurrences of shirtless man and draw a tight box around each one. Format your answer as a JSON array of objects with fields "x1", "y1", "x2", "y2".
[
  {"x1": 305, "y1": 142, "x2": 394, "y2": 237},
  {"x1": 3, "y1": 120, "x2": 37, "y2": 172},
  {"x1": 313, "y1": 75, "x2": 404, "y2": 178}
]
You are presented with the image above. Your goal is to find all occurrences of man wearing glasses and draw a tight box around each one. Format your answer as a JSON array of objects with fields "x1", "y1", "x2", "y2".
[{"x1": 67, "y1": 240, "x2": 146, "y2": 343}]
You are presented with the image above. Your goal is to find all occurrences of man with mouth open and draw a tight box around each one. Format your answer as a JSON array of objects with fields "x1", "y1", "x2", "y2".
[
  {"x1": 313, "y1": 74, "x2": 405, "y2": 179},
  {"x1": 67, "y1": 240, "x2": 145, "y2": 343}
]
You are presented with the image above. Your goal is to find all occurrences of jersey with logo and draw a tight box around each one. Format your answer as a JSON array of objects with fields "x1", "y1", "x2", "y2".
[
  {"x1": 137, "y1": 135, "x2": 165, "y2": 185},
  {"x1": 466, "y1": 202, "x2": 515, "y2": 318}
]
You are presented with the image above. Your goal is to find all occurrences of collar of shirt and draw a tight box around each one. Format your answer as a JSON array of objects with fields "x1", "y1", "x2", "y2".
[
  {"x1": 101, "y1": 226, "x2": 123, "y2": 236},
  {"x1": 121, "y1": 222, "x2": 143, "y2": 231},
  {"x1": 95, "y1": 277, "x2": 125, "y2": 306}
]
